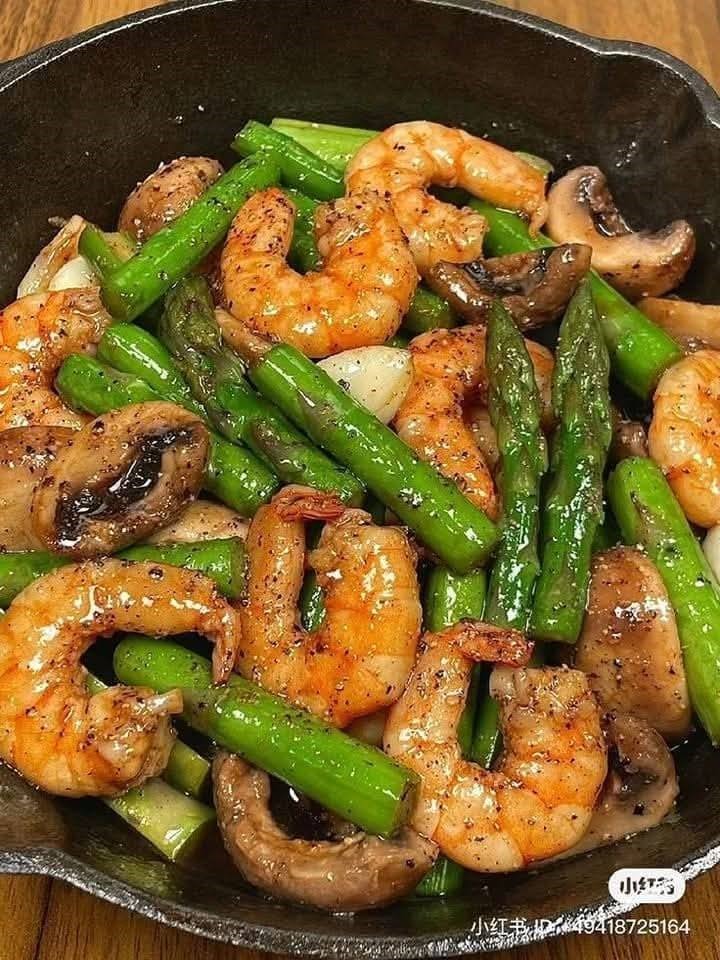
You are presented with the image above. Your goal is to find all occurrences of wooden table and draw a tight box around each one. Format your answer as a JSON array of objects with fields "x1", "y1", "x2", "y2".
[{"x1": 1, "y1": 1, "x2": 719, "y2": 957}]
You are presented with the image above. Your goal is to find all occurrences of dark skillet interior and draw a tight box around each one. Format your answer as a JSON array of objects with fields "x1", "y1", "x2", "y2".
[{"x1": 1, "y1": 0, "x2": 720, "y2": 955}]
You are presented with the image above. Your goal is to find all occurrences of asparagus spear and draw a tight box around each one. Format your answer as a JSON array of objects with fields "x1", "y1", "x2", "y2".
[
  {"x1": 78, "y1": 224, "x2": 131, "y2": 277},
  {"x1": 55, "y1": 353, "x2": 277, "y2": 516},
  {"x1": 0, "y1": 552, "x2": 68, "y2": 608},
  {"x1": 226, "y1": 326, "x2": 498, "y2": 572},
  {"x1": 485, "y1": 301, "x2": 547, "y2": 628},
  {"x1": 608, "y1": 457, "x2": 720, "y2": 744},
  {"x1": 101, "y1": 155, "x2": 279, "y2": 322},
  {"x1": 159, "y1": 277, "x2": 365, "y2": 503},
  {"x1": 530, "y1": 281, "x2": 612, "y2": 644},
  {"x1": 113, "y1": 636, "x2": 418, "y2": 837},
  {"x1": 416, "y1": 566, "x2": 486, "y2": 897},
  {"x1": 232, "y1": 121, "x2": 344, "y2": 201},
  {"x1": 273, "y1": 118, "x2": 682, "y2": 399},
  {"x1": 119, "y1": 539, "x2": 247, "y2": 600}
]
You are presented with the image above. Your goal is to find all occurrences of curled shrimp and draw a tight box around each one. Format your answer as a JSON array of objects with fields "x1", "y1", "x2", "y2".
[
  {"x1": 237, "y1": 485, "x2": 422, "y2": 726},
  {"x1": 384, "y1": 626, "x2": 607, "y2": 870},
  {"x1": 0, "y1": 288, "x2": 112, "y2": 430},
  {"x1": 393, "y1": 325, "x2": 554, "y2": 519},
  {"x1": 0, "y1": 558, "x2": 241, "y2": 797},
  {"x1": 220, "y1": 188, "x2": 418, "y2": 358},
  {"x1": 346, "y1": 121, "x2": 548, "y2": 274},
  {"x1": 649, "y1": 349, "x2": 720, "y2": 527}
]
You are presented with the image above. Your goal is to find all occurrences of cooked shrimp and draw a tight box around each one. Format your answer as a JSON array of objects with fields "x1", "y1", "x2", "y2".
[
  {"x1": 393, "y1": 325, "x2": 554, "y2": 518},
  {"x1": 384, "y1": 626, "x2": 607, "y2": 871},
  {"x1": 648, "y1": 349, "x2": 720, "y2": 527},
  {"x1": 237, "y1": 485, "x2": 422, "y2": 726},
  {"x1": 0, "y1": 288, "x2": 112, "y2": 430},
  {"x1": 346, "y1": 121, "x2": 548, "y2": 274},
  {"x1": 220, "y1": 188, "x2": 418, "y2": 358},
  {"x1": 0, "y1": 558, "x2": 241, "y2": 797},
  {"x1": 118, "y1": 156, "x2": 224, "y2": 241}
]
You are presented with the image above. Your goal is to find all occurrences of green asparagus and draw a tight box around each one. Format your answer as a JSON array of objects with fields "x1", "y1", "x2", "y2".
[
  {"x1": 232, "y1": 120, "x2": 344, "y2": 201},
  {"x1": 113, "y1": 636, "x2": 418, "y2": 837},
  {"x1": 159, "y1": 278, "x2": 365, "y2": 503},
  {"x1": 485, "y1": 301, "x2": 547, "y2": 628},
  {"x1": 607, "y1": 457, "x2": 720, "y2": 743},
  {"x1": 530, "y1": 281, "x2": 612, "y2": 644},
  {"x1": 119, "y1": 539, "x2": 247, "y2": 600},
  {"x1": 0, "y1": 552, "x2": 68, "y2": 608},
  {"x1": 227, "y1": 326, "x2": 498, "y2": 571},
  {"x1": 101, "y1": 155, "x2": 279, "y2": 322}
]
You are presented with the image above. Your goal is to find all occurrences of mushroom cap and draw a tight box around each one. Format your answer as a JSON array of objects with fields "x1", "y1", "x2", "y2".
[
  {"x1": 213, "y1": 753, "x2": 437, "y2": 912},
  {"x1": 546, "y1": 165, "x2": 695, "y2": 299},
  {"x1": 31, "y1": 402, "x2": 209, "y2": 557},
  {"x1": 576, "y1": 546, "x2": 691, "y2": 739},
  {"x1": 426, "y1": 242, "x2": 591, "y2": 331}
]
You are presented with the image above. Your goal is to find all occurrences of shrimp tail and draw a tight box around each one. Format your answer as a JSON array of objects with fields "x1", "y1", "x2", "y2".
[
  {"x1": 431, "y1": 620, "x2": 533, "y2": 666},
  {"x1": 274, "y1": 485, "x2": 347, "y2": 523}
]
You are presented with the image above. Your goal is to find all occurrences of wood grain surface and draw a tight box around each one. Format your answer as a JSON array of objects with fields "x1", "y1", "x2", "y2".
[{"x1": 0, "y1": 1, "x2": 719, "y2": 959}]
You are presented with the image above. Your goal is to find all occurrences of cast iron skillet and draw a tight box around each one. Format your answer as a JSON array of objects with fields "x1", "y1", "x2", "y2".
[{"x1": 1, "y1": 0, "x2": 719, "y2": 954}]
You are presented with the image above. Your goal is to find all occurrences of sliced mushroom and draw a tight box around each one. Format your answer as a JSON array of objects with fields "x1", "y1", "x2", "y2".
[
  {"x1": 576, "y1": 547, "x2": 691, "y2": 739},
  {"x1": 213, "y1": 753, "x2": 437, "y2": 912},
  {"x1": 0, "y1": 426, "x2": 74, "y2": 550},
  {"x1": 146, "y1": 500, "x2": 249, "y2": 544},
  {"x1": 425, "y1": 243, "x2": 591, "y2": 331},
  {"x1": 638, "y1": 296, "x2": 720, "y2": 352},
  {"x1": 119, "y1": 157, "x2": 224, "y2": 241},
  {"x1": 567, "y1": 713, "x2": 678, "y2": 856},
  {"x1": 31, "y1": 402, "x2": 209, "y2": 557},
  {"x1": 610, "y1": 408, "x2": 648, "y2": 463},
  {"x1": 546, "y1": 166, "x2": 695, "y2": 299}
]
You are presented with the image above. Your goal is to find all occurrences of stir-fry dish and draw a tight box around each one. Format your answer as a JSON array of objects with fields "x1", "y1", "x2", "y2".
[{"x1": 2, "y1": 116, "x2": 719, "y2": 912}]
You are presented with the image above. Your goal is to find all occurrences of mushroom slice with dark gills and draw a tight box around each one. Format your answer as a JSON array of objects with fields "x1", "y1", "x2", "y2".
[
  {"x1": 213, "y1": 753, "x2": 437, "y2": 912},
  {"x1": 0, "y1": 425, "x2": 75, "y2": 550},
  {"x1": 575, "y1": 547, "x2": 691, "y2": 740},
  {"x1": 546, "y1": 166, "x2": 695, "y2": 299},
  {"x1": 564, "y1": 713, "x2": 679, "y2": 857},
  {"x1": 425, "y1": 243, "x2": 591, "y2": 331},
  {"x1": 31, "y1": 402, "x2": 209, "y2": 557}
]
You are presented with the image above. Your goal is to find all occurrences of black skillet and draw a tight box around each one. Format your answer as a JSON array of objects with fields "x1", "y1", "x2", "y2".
[{"x1": 1, "y1": 0, "x2": 719, "y2": 954}]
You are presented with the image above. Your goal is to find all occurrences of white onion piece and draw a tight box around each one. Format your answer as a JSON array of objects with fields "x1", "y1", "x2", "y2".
[
  {"x1": 48, "y1": 255, "x2": 97, "y2": 291},
  {"x1": 17, "y1": 215, "x2": 87, "y2": 297},
  {"x1": 703, "y1": 526, "x2": 720, "y2": 583},
  {"x1": 317, "y1": 346, "x2": 412, "y2": 423}
]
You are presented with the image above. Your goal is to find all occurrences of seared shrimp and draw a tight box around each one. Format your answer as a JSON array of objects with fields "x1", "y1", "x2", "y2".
[
  {"x1": 0, "y1": 288, "x2": 112, "y2": 430},
  {"x1": 346, "y1": 121, "x2": 547, "y2": 274},
  {"x1": 118, "y1": 156, "x2": 224, "y2": 241},
  {"x1": 237, "y1": 486, "x2": 422, "y2": 726},
  {"x1": 384, "y1": 626, "x2": 607, "y2": 870},
  {"x1": 220, "y1": 188, "x2": 418, "y2": 358},
  {"x1": 393, "y1": 325, "x2": 554, "y2": 519},
  {"x1": 649, "y1": 349, "x2": 720, "y2": 527},
  {"x1": 0, "y1": 558, "x2": 241, "y2": 797}
]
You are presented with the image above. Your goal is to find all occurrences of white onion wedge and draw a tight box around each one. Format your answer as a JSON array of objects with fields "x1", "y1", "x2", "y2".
[
  {"x1": 17, "y1": 215, "x2": 87, "y2": 296},
  {"x1": 703, "y1": 526, "x2": 720, "y2": 583},
  {"x1": 318, "y1": 346, "x2": 412, "y2": 423},
  {"x1": 48, "y1": 255, "x2": 97, "y2": 291}
]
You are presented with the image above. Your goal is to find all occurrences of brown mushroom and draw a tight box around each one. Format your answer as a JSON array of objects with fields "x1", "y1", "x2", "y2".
[
  {"x1": 213, "y1": 753, "x2": 437, "y2": 912},
  {"x1": 426, "y1": 243, "x2": 591, "y2": 330},
  {"x1": 118, "y1": 156, "x2": 224, "y2": 242},
  {"x1": 546, "y1": 166, "x2": 695, "y2": 299},
  {"x1": 576, "y1": 547, "x2": 691, "y2": 739},
  {"x1": 146, "y1": 500, "x2": 249, "y2": 544},
  {"x1": 568, "y1": 713, "x2": 679, "y2": 856},
  {"x1": 0, "y1": 426, "x2": 74, "y2": 550},
  {"x1": 638, "y1": 296, "x2": 720, "y2": 352},
  {"x1": 31, "y1": 402, "x2": 209, "y2": 557},
  {"x1": 610, "y1": 408, "x2": 648, "y2": 463}
]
